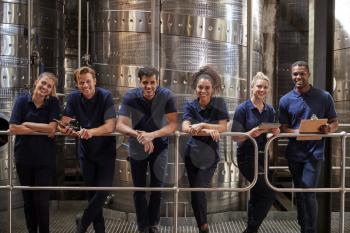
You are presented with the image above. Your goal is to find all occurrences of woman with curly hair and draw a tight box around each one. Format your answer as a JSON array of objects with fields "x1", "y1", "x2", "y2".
[{"x1": 182, "y1": 66, "x2": 229, "y2": 233}]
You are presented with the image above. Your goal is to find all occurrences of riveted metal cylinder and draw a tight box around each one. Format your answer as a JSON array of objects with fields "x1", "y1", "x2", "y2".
[
  {"x1": 90, "y1": 0, "x2": 152, "y2": 109},
  {"x1": 0, "y1": 0, "x2": 64, "y2": 116},
  {"x1": 160, "y1": 0, "x2": 263, "y2": 111}
]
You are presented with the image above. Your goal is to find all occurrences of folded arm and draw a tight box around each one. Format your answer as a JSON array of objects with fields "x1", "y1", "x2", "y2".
[
  {"x1": 10, "y1": 121, "x2": 57, "y2": 136},
  {"x1": 182, "y1": 119, "x2": 227, "y2": 142}
]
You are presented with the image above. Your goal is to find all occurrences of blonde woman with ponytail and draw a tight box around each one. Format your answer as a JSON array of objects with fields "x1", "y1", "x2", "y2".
[
  {"x1": 231, "y1": 72, "x2": 279, "y2": 233},
  {"x1": 9, "y1": 72, "x2": 60, "y2": 233}
]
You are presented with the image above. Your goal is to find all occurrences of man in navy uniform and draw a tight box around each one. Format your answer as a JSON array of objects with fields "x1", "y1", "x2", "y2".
[
  {"x1": 116, "y1": 67, "x2": 177, "y2": 233},
  {"x1": 61, "y1": 66, "x2": 116, "y2": 233},
  {"x1": 279, "y1": 61, "x2": 338, "y2": 233}
]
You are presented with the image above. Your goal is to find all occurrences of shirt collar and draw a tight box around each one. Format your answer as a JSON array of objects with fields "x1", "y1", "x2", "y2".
[
  {"x1": 247, "y1": 99, "x2": 267, "y2": 112},
  {"x1": 80, "y1": 87, "x2": 98, "y2": 104},
  {"x1": 27, "y1": 94, "x2": 49, "y2": 108},
  {"x1": 292, "y1": 85, "x2": 314, "y2": 97},
  {"x1": 26, "y1": 93, "x2": 33, "y2": 103},
  {"x1": 194, "y1": 97, "x2": 215, "y2": 112}
]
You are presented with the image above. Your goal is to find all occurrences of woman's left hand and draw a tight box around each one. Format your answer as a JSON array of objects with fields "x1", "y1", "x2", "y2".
[
  {"x1": 270, "y1": 127, "x2": 280, "y2": 136},
  {"x1": 189, "y1": 123, "x2": 205, "y2": 135}
]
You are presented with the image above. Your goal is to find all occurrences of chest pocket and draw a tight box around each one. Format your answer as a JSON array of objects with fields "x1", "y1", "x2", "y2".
[
  {"x1": 24, "y1": 105, "x2": 49, "y2": 123},
  {"x1": 303, "y1": 97, "x2": 326, "y2": 118},
  {"x1": 289, "y1": 100, "x2": 308, "y2": 124}
]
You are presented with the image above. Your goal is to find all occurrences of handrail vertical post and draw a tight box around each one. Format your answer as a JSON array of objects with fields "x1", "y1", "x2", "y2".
[
  {"x1": 172, "y1": 132, "x2": 179, "y2": 233},
  {"x1": 246, "y1": 0, "x2": 253, "y2": 97},
  {"x1": 27, "y1": 0, "x2": 32, "y2": 88},
  {"x1": 151, "y1": 0, "x2": 160, "y2": 70},
  {"x1": 8, "y1": 134, "x2": 13, "y2": 233},
  {"x1": 339, "y1": 135, "x2": 346, "y2": 233},
  {"x1": 78, "y1": 0, "x2": 82, "y2": 67}
]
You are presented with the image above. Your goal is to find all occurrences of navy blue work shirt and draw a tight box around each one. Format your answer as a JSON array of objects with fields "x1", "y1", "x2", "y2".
[
  {"x1": 183, "y1": 97, "x2": 229, "y2": 169},
  {"x1": 231, "y1": 99, "x2": 276, "y2": 157},
  {"x1": 10, "y1": 92, "x2": 60, "y2": 165},
  {"x1": 279, "y1": 86, "x2": 337, "y2": 161},
  {"x1": 118, "y1": 86, "x2": 177, "y2": 154},
  {"x1": 64, "y1": 87, "x2": 116, "y2": 161}
]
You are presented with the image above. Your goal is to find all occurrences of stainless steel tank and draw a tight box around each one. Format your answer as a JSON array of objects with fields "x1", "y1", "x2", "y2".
[
  {"x1": 0, "y1": 0, "x2": 64, "y2": 116},
  {"x1": 91, "y1": 0, "x2": 152, "y2": 109},
  {"x1": 63, "y1": 0, "x2": 88, "y2": 93},
  {"x1": 90, "y1": 0, "x2": 263, "y2": 216},
  {"x1": 63, "y1": 0, "x2": 79, "y2": 93},
  {"x1": 332, "y1": 0, "x2": 350, "y2": 211}
]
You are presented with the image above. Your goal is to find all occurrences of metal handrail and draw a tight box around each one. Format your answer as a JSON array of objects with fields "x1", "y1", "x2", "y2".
[
  {"x1": 2, "y1": 131, "x2": 259, "y2": 233},
  {"x1": 263, "y1": 132, "x2": 348, "y2": 233},
  {"x1": 264, "y1": 132, "x2": 346, "y2": 192},
  {"x1": 2, "y1": 130, "x2": 350, "y2": 233}
]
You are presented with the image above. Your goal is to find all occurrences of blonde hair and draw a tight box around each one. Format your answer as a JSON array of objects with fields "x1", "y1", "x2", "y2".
[
  {"x1": 250, "y1": 72, "x2": 270, "y2": 96},
  {"x1": 74, "y1": 66, "x2": 96, "y2": 83},
  {"x1": 35, "y1": 72, "x2": 58, "y2": 97}
]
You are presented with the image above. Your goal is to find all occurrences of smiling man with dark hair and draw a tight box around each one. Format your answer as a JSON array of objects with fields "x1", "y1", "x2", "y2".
[
  {"x1": 279, "y1": 61, "x2": 338, "y2": 233},
  {"x1": 116, "y1": 67, "x2": 177, "y2": 233}
]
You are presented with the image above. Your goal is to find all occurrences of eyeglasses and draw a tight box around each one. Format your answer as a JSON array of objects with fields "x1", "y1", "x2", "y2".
[{"x1": 292, "y1": 72, "x2": 307, "y2": 77}]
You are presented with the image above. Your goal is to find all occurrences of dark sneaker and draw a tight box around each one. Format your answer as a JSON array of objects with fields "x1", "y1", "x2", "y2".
[
  {"x1": 137, "y1": 227, "x2": 148, "y2": 233},
  {"x1": 149, "y1": 226, "x2": 160, "y2": 233},
  {"x1": 242, "y1": 228, "x2": 258, "y2": 233},
  {"x1": 199, "y1": 229, "x2": 209, "y2": 233}
]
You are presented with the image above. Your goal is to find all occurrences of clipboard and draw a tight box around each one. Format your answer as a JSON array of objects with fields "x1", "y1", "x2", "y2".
[
  {"x1": 258, "y1": 122, "x2": 281, "y2": 130},
  {"x1": 297, "y1": 118, "x2": 328, "y2": 140}
]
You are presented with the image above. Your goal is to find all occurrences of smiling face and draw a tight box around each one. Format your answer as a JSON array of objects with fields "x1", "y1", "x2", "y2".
[
  {"x1": 196, "y1": 78, "x2": 213, "y2": 104},
  {"x1": 77, "y1": 72, "x2": 96, "y2": 99},
  {"x1": 33, "y1": 76, "x2": 55, "y2": 99},
  {"x1": 140, "y1": 75, "x2": 158, "y2": 100},
  {"x1": 292, "y1": 65, "x2": 310, "y2": 90},
  {"x1": 251, "y1": 78, "x2": 269, "y2": 100}
]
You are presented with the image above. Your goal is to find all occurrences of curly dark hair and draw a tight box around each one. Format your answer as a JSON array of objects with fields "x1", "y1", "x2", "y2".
[{"x1": 191, "y1": 65, "x2": 222, "y2": 93}]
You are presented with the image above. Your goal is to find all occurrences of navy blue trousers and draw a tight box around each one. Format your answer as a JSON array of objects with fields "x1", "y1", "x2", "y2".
[
  {"x1": 16, "y1": 162, "x2": 53, "y2": 233},
  {"x1": 288, "y1": 159, "x2": 321, "y2": 233},
  {"x1": 129, "y1": 148, "x2": 168, "y2": 231},
  {"x1": 79, "y1": 157, "x2": 115, "y2": 233},
  {"x1": 185, "y1": 155, "x2": 217, "y2": 227},
  {"x1": 237, "y1": 154, "x2": 276, "y2": 232}
]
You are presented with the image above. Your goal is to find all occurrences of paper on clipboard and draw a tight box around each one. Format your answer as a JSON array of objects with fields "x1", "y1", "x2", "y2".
[
  {"x1": 258, "y1": 122, "x2": 281, "y2": 130},
  {"x1": 297, "y1": 119, "x2": 328, "y2": 140}
]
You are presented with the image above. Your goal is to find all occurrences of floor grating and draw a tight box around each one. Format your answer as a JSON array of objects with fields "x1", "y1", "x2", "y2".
[{"x1": 1, "y1": 205, "x2": 349, "y2": 233}]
